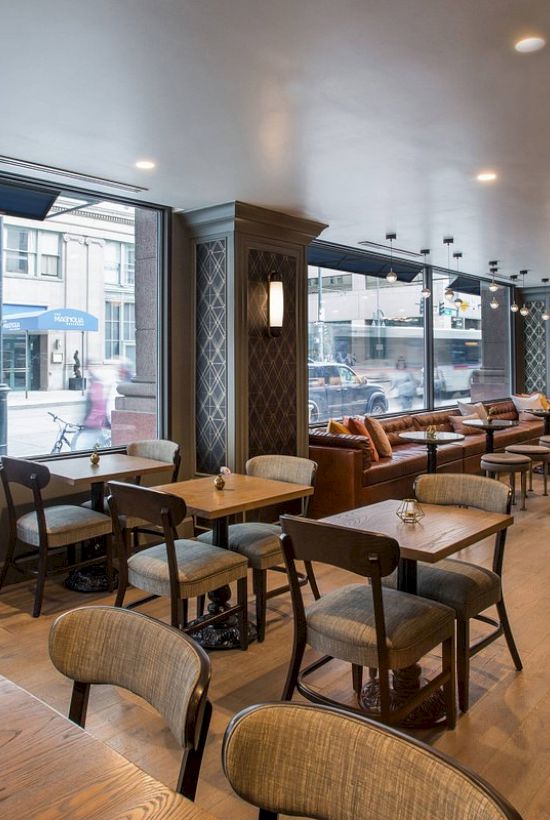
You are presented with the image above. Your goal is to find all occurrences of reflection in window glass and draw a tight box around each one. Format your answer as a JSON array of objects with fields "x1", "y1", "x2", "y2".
[
  {"x1": 432, "y1": 273, "x2": 511, "y2": 406},
  {"x1": 307, "y1": 266, "x2": 426, "y2": 422}
]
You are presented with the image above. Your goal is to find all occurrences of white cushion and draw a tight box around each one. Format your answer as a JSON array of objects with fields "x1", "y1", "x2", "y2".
[
  {"x1": 456, "y1": 400, "x2": 487, "y2": 419},
  {"x1": 511, "y1": 394, "x2": 543, "y2": 413}
]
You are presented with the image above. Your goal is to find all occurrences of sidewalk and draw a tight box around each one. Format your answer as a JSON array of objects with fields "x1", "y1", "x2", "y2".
[{"x1": 8, "y1": 389, "x2": 86, "y2": 410}]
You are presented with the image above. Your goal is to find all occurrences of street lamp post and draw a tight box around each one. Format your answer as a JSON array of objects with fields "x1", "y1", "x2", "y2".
[{"x1": 0, "y1": 216, "x2": 9, "y2": 455}]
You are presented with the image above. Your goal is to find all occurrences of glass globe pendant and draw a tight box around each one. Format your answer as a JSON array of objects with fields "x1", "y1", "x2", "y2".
[
  {"x1": 490, "y1": 296, "x2": 499, "y2": 309},
  {"x1": 386, "y1": 233, "x2": 397, "y2": 283}
]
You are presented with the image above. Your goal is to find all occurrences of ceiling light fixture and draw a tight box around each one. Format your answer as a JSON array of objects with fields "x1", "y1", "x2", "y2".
[
  {"x1": 515, "y1": 36, "x2": 546, "y2": 53},
  {"x1": 510, "y1": 274, "x2": 519, "y2": 312},
  {"x1": 489, "y1": 260, "x2": 499, "y2": 292},
  {"x1": 542, "y1": 279, "x2": 550, "y2": 321},
  {"x1": 519, "y1": 269, "x2": 530, "y2": 316},
  {"x1": 443, "y1": 237, "x2": 455, "y2": 301},
  {"x1": 452, "y1": 251, "x2": 463, "y2": 307},
  {"x1": 420, "y1": 248, "x2": 431, "y2": 298},
  {"x1": 477, "y1": 171, "x2": 497, "y2": 182},
  {"x1": 134, "y1": 159, "x2": 156, "y2": 170},
  {"x1": 386, "y1": 233, "x2": 398, "y2": 283}
]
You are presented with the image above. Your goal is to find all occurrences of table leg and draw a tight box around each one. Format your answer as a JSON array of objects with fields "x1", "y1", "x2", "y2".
[
  {"x1": 188, "y1": 516, "x2": 256, "y2": 651},
  {"x1": 360, "y1": 557, "x2": 447, "y2": 727},
  {"x1": 426, "y1": 443, "x2": 437, "y2": 474},
  {"x1": 64, "y1": 481, "x2": 114, "y2": 594},
  {"x1": 486, "y1": 428, "x2": 495, "y2": 454}
]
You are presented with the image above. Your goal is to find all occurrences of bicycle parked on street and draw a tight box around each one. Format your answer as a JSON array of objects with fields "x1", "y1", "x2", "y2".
[{"x1": 48, "y1": 412, "x2": 85, "y2": 453}]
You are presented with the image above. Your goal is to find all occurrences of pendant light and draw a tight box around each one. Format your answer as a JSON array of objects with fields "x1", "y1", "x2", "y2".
[
  {"x1": 489, "y1": 261, "x2": 499, "y2": 309},
  {"x1": 452, "y1": 251, "x2": 463, "y2": 307},
  {"x1": 443, "y1": 237, "x2": 454, "y2": 300},
  {"x1": 510, "y1": 274, "x2": 519, "y2": 313},
  {"x1": 386, "y1": 232, "x2": 397, "y2": 283},
  {"x1": 519, "y1": 270, "x2": 529, "y2": 316},
  {"x1": 542, "y1": 278, "x2": 549, "y2": 321},
  {"x1": 420, "y1": 248, "x2": 431, "y2": 298}
]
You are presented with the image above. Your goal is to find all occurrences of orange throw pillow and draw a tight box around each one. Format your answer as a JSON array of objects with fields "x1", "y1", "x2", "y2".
[
  {"x1": 326, "y1": 419, "x2": 350, "y2": 435},
  {"x1": 344, "y1": 416, "x2": 380, "y2": 462},
  {"x1": 363, "y1": 415, "x2": 392, "y2": 458}
]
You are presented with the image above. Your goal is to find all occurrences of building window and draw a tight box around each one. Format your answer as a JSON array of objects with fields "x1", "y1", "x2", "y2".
[
  {"x1": 3, "y1": 227, "x2": 61, "y2": 278},
  {"x1": 105, "y1": 301, "x2": 121, "y2": 359},
  {"x1": 105, "y1": 299, "x2": 136, "y2": 363},
  {"x1": 104, "y1": 241, "x2": 121, "y2": 284},
  {"x1": 123, "y1": 244, "x2": 135, "y2": 285}
]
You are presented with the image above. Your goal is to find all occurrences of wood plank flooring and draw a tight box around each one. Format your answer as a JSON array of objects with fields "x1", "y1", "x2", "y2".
[{"x1": 1, "y1": 477, "x2": 550, "y2": 818}]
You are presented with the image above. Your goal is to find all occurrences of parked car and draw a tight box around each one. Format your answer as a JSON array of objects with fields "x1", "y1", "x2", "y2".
[{"x1": 308, "y1": 363, "x2": 388, "y2": 423}]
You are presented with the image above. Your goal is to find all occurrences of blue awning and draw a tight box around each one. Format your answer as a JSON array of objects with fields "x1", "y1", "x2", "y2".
[{"x1": 2, "y1": 308, "x2": 98, "y2": 333}]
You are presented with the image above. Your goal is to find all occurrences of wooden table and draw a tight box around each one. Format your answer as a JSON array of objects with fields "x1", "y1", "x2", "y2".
[
  {"x1": 154, "y1": 473, "x2": 314, "y2": 648},
  {"x1": 324, "y1": 499, "x2": 513, "y2": 724},
  {"x1": 324, "y1": 498, "x2": 513, "y2": 594},
  {"x1": 399, "y1": 431, "x2": 465, "y2": 473},
  {"x1": 461, "y1": 418, "x2": 518, "y2": 454},
  {"x1": 0, "y1": 676, "x2": 216, "y2": 820},
  {"x1": 48, "y1": 453, "x2": 173, "y2": 592}
]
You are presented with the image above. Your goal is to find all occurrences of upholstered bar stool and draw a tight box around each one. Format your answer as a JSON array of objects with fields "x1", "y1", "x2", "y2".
[
  {"x1": 480, "y1": 453, "x2": 530, "y2": 511},
  {"x1": 539, "y1": 435, "x2": 550, "y2": 448},
  {"x1": 505, "y1": 444, "x2": 550, "y2": 496}
]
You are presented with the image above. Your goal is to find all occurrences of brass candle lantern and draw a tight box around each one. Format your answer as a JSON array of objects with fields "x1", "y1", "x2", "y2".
[
  {"x1": 396, "y1": 498, "x2": 425, "y2": 524},
  {"x1": 426, "y1": 425, "x2": 437, "y2": 440}
]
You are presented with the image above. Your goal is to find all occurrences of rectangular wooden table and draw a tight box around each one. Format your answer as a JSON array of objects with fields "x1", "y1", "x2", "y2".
[
  {"x1": 0, "y1": 676, "x2": 216, "y2": 820},
  {"x1": 324, "y1": 498, "x2": 513, "y2": 593},
  {"x1": 47, "y1": 453, "x2": 174, "y2": 592},
  {"x1": 153, "y1": 473, "x2": 314, "y2": 648}
]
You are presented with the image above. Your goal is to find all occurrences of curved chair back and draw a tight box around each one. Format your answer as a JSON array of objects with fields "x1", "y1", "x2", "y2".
[
  {"x1": 127, "y1": 439, "x2": 181, "y2": 482},
  {"x1": 107, "y1": 481, "x2": 187, "y2": 530},
  {"x1": 414, "y1": 473, "x2": 511, "y2": 514},
  {"x1": 246, "y1": 455, "x2": 317, "y2": 514},
  {"x1": 222, "y1": 702, "x2": 522, "y2": 820},
  {"x1": 0, "y1": 457, "x2": 51, "y2": 539},
  {"x1": 49, "y1": 606, "x2": 211, "y2": 798}
]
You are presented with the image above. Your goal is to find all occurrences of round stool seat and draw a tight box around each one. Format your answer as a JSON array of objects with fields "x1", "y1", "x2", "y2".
[
  {"x1": 480, "y1": 453, "x2": 530, "y2": 470},
  {"x1": 505, "y1": 444, "x2": 550, "y2": 459},
  {"x1": 539, "y1": 436, "x2": 550, "y2": 447}
]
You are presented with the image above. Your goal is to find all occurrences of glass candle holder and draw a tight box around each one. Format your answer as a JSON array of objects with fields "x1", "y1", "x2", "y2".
[{"x1": 396, "y1": 498, "x2": 425, "y2": 524}]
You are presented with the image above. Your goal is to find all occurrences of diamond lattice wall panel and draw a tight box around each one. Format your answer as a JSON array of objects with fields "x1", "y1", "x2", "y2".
[
  {"x1": 248, "y1": 249, "x2": 297, "y2": 457},
  {"x1": 196, "y1": 239, "x2": 227, "y2": 473},
  {"x1": 524, "y1": 298, "x2": 547, "y2": 394}
]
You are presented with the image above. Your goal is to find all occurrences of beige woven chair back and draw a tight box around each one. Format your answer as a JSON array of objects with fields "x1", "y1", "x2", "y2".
[
  {"x1": 127, "y1": 438, "x2": 178, "y2": 463},
  {"x1": 222, "y1": 702, "x2": 521, "y2": 820},
  {"x1": 246, "y1": 455, "x2": 317, "y2": 487},
  {"x1": 49, "y1": 606, "x2": 210, "y2": 748},
  {"x1": 415, "y1": 473, "x2": 510, "y2": 514}
]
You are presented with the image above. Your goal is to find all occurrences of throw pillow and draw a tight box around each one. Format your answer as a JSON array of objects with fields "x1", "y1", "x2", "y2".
[
  {"x1": 326, "y1": 419, "x2": 350, "y2": 435},
  {"x1": 449, "y1": 414, "x2": 480, "y2": 436},
  {"x1": 363, "y1": 415, "x2": 392, "y2": 458},
  {"x1": 344, "y1": 416, "x2": 380, "y2": 462},
  {"x1": 457, "y1": 400, "x2": 487, "y2": 419},
  {"x1": 541, "y1": 394, "x2": 550, "y2": 410},
  {"x1": 511, "y1": 394, "x2": 543, "y2": 414}
]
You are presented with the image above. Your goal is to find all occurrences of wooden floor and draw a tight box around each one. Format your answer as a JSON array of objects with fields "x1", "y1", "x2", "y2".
[{"x1": 1, "y1": 476, "x2": 550, "y2": 818}]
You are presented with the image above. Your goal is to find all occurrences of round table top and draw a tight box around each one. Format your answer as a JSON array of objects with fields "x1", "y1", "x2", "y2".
[
  {"x1": 462, "y1": 418, "x2": 518, "y2": 430},
  {"x1": 526, "y1": 408, "x2": 550, "y2": 417},
  {"x1": 399, "y1": 431, "x2": 465, "y2": 444}
]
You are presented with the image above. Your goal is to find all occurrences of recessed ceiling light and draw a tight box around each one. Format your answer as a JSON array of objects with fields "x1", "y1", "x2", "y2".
[
  {"x1": 135, "y1": 159, "x2": 156, "y2": 170},
  {"x1": 476, "y1": 171, "x2": 497, "y2": 182},
  {"x1": 514, "y1": 36, "x2": 546, "y2": 53}
]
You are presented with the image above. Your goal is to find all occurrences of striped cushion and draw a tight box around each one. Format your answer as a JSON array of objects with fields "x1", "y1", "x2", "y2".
[
  {"x1": 127, "y1": 539, "x2": 248, "y2": 598},
  {"x1": 17, "y1": 505, "x2": 112, "y2": 548},
  {"x1": 306, "y1": 584, "x2": 454, "y2": 670}
]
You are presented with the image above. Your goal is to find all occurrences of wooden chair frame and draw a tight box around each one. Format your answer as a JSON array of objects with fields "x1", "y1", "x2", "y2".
[
  {"x1": 280, "y1": 515, "x2": 456, "y2": 728},
  {"x1": 413, "y1": 476, "x2": 522, "y2": 712},
  {"x1": 108, "y1": 481, "x2": 248, "y2": 647},
  {"x1": 0, "y1": 457, "x2": 113, "y2": 617}
]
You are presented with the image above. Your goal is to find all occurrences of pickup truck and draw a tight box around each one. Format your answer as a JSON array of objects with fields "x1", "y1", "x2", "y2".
[{"x1": 308, "y1": 362, "x2": 388, "y2": 423}]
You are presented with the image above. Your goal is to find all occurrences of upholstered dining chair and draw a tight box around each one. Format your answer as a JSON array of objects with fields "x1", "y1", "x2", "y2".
[
  {"x1": 411, "y1": 473, "x2": 522, "y2": 713},
  {"x1": 279, "y1": 515, "x2": 456, "y2": 728},
  {"x1": 108, "y1": 481, "x2": 249, "y2": 647},
  {"x1": 222, "y1": 702, "x2": 522, "y2": 819},
  {"x1": 222, "y1": 703, "x2": 521, "y2": 820},
  {"x1": 0, "y1": 456, "x2": 113, "y2": 617},
  {"x1": 49, "y1": 606, "x2": 211, "y2": 801},
  {"x1": 197, "y1": 455, "x2": 318, "y2": 642}
]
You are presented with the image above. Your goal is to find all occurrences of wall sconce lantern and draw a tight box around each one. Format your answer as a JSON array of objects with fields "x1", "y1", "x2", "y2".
[{"x1": 268, "y1": 271, "x2": 284, "y2": 336}]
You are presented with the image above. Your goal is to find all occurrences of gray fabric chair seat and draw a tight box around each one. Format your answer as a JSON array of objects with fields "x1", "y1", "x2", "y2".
[
  {"x1": 17, "y1": 505, "x2": 112, "y2": 548},
  {"x1": 127, "y1": 539, "x2": 248, "y2": 598},
  {"x1": 197, "y1": 523, "x2": 282, "y2": 570},
  {"x1": 305, "y1": 583, "x2": 454, "y2": 670},
  {"x1": 480, "y1": 453, "x2": 530, "y2": 469},
  {"x1": 384, "y1": 560, "x2": 501, "y2": 620}
]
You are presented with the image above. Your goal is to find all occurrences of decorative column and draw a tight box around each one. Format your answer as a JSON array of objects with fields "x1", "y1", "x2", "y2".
[{"x1": 179, "y1": 201, "x2": 326, "y2": 474}]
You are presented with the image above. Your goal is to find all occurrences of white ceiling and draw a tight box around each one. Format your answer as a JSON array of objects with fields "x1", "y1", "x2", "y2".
[{"x1": 1, "y1": 0, "x2": 550, "y2": 284}]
